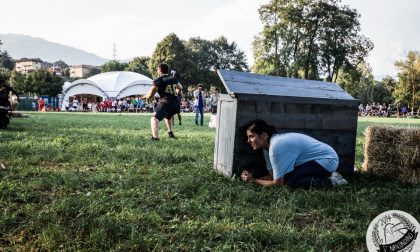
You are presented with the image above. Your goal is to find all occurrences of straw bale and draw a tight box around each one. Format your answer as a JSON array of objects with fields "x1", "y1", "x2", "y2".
[
  {"x1": 363, "y1": 125, "x2": 420, "y2": 184},
  {"x1": 398, "y1": 128, "x2": 420, "y2": 169},
  {"x1": 363, "y1": 160, "x2": 402, "y2": 177}
]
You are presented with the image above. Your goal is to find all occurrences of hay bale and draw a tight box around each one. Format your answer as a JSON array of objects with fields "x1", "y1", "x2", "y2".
[{"x1": 363, "y1": 125, "x2": 420, "y2": 184}]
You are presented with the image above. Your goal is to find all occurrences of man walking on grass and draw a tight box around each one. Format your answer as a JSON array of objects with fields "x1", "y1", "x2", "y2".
[{"x1": 143, "y1": 63, "x2": 182, "y2": 141}]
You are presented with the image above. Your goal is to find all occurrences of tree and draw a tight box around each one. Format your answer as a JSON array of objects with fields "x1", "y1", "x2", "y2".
[
  {"x1": 185, "y1": 36, "x2": 249, "y2": 91},
  {"x1": 47, "y1": 73, "x2": 64, "y2": 97},
  {"x1": 394, "y1": 51, "x2": 420, "y2": 111},
  {"x1": 212, "y1": 36, "x2": 249, "y2": 72},
  {"x1": 366, "y1": 82, "x2": 392, "y2": 105},
  {"x1": 101, "y1": 60, "x2": 128, "y2": 73},
  {"x1": 336, "y1": 61, "x2": 374, "y2": 104},
  {"x1": 17, "y1": 70, "x2": 64, "y2": 97},
  {"x1": 148, "y1": 33, "x2": 196, "y2": 86},
  {"x1": 53, "y1": 60, "x2": 69, "y2": 69},
  {"x1": 0, "y1": 40, "x2": 15, "y2": 71},
  {"x1": 318, "y1": 1, "x2": 373, "y2": 82},
  {"x1": 0, "y1": 68, "x2": 10, "y2": 84},
  {"x1": 63, "y1": 68, "x2": 70, "y2": 78},
  {"x1": 8, "y1": 70, "x2": 26, "y2": 94},
  {"x1": 149, "y1": 33, "x2": 249, "y2": 92},
  {"x1": 125, "y1": 57, "x2": 151, "y2": 77},
  {"x1": 0, "y1": 51, "x2": 15, "y2": 71},
  {"x1": 381, "y1": 75, "x2": 397, "y2": 95},
  {"x1": 252, "y1": 0, "x2": 373, "y2": 81}
]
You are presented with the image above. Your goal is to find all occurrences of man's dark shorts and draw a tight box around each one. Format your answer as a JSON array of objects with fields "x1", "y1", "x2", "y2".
[{"x1": 153, "y1": 98, "x2": 179, "y2": 121}]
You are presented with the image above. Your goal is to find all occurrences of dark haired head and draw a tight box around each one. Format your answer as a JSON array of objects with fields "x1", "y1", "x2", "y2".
[
  {"x1": 246, "y1": 119, "x2": 277, "y2": 139},
  {"x1": 158, "y1": 63, "x2": 169, "y2": 74}
]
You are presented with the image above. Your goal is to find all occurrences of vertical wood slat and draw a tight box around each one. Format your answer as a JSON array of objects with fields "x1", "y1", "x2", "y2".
[{"x1": 213, "y1": 94, "x2": 237, "y2": 176}]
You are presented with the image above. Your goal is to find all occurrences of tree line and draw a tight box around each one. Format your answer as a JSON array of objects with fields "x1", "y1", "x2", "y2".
[
  {"x1": 100, "y1": 34, "x2": 249, "y2": 93},
  {"x1": 253, "y1": 0, "x2": 419, "y2": 111},
  {"x1": 0, "y1": 0, "x2": 418, "y2": 110}
]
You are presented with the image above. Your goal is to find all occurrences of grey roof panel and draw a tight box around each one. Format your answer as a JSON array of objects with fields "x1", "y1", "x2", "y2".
[{"x1": 218, "y1": 70, "x2": 356, "y2": 101}]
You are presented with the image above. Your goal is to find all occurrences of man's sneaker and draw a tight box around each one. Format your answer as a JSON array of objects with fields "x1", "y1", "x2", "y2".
[
  {"x1": 151, "y1": 136, "x2": 160, "y2": 141},
  {"x1": 168, "y1": 131, "x2": 177, "y2": 139},
  {"x1": 329, "y1": 171, "x2": 349, "y2": 186}
]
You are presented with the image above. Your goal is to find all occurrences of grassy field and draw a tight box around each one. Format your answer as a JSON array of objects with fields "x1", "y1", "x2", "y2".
[{"x1": 1, "y1": 113, "x2": 419, "y2": 251}]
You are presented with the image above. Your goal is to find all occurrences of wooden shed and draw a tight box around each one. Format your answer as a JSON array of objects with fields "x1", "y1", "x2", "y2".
[{"x1": 214, "y1": 70, "x2": 359, "y2": 177}]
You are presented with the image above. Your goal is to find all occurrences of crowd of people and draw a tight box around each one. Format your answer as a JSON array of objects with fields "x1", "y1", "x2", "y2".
[
  {"x1": 59, "y1": 89, "x2": 219, "y2": 115},
  {"x1": 358, "y1": 102, "x2": 420, "y2": 117}
]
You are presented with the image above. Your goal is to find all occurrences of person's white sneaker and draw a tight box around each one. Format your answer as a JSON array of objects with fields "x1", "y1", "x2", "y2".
[{"x1": 329, "y1": 171, "x2": 349, "y2": 186}]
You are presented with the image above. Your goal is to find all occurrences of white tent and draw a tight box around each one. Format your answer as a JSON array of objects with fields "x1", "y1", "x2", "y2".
[{"x1": 61, "y1": 71, "x2": 153, "y2": 108}]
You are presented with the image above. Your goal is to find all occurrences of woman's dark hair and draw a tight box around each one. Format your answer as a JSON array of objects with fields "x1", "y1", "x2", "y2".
[{"x1": 246, "y1": 119, "x2": 277, "y2": 138}]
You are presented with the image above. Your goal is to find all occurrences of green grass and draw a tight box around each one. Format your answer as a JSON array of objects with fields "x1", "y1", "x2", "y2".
[{"x1": 1, "y1": 113, "x2": 419, "y2": 251}]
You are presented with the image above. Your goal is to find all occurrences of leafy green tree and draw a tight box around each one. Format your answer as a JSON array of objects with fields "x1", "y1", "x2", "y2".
[
  {"x1": 381, "y1": 75, "x2": 397, "y2": 95},
  {"x1": 0, "y1": 40, "x2": 15, "y2": 71},
  {"x1": 0, "y1": 51, "x2": 15, "y2": 71},
  {"x1": 9, "y1": 70, "x2": 26, "y2": 94},
  {"x1": 47, "y1": 73, "x2": 64, "y2": 97},
  {"x1": 30, "y1": 70, "x2": 46, "y2": 96},
  {"x1": 24, "y1": 74, "x2": 34, "y2": 94},
  {"x1": 20, "y1": 70, "x2": 64, "y2": 97},
  {"x1": 394, "y1": 51, "x2": 420, "y2": 111},
  {"x1": 0, "y1": 68, "x2": 10, "y2": 84},
  {"x1": 366, "y1": 82, "x2": 392, "y2": 105},
  {"x1": 89, "y1": 67, "x2": 101, "y2": 77},
  {"x1": 148, "y1": 33, "x2": 196, "y2": 86},
  {"x1": 319, "y1": 1, "x2": 373, "y2": 82},
  {"x1": 185, "y1": 36, "x2": 249, "y2": 91},
  {"x1": 63, "y1": 68, "x2": 70, "y2": 78},
  {"x1": 212, "y1": 36, "x2": 249, "y2": 72},
  {"x1": 185, "y1": 37, "x2": 216, "y2": 90},
  {"x1": 252, "y1": 0, "x2": 373, "y2": 81},
  {"x1": 336, "y1": 61, "x2": 374, "y2": 104},
  {"x1": 53, "y1": 60, "x2": 69, "y2": 69},
  {"x1": 125, "y1": 57, "x2": 151, "y2": 77},
  {"x1": 149, "y1": 33, "x2": 249, "y2": 92},
  {"x1": 101, "y1": 60, "x2": 128, "y2": 73}
]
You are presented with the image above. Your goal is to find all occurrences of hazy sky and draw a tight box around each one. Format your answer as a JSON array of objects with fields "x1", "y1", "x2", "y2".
[{"x1": 1, "y1": 0, "x2": 419, "y2": 79}]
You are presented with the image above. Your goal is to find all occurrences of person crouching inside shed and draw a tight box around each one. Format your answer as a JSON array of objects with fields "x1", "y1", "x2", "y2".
[
  {"x1": 241, "y1": 119, "x2": 348, "y2": 189},
  {"x1": 143, "y1": 63, "x2": 183, "y2": 140}
]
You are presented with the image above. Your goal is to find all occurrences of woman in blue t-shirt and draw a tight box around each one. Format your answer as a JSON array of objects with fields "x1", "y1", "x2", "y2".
[{"x1": 241, "y1": 119, "x2": 348, "y2": 189}]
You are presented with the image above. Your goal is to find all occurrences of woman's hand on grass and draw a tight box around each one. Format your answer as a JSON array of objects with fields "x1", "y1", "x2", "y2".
[{"x1": 241, "y1": 170, "x2": 254, "y2": 183}]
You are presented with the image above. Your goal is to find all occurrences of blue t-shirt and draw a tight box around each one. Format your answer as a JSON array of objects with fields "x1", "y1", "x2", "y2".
[{"x1": 263, "y1": 133, "x2": 339, "y2": 179}]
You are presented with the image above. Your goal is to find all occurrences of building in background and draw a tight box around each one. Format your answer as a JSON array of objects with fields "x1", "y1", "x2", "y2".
[
  {"x1": 15, "y1": 58, "x2": 43, "y2": 73},
  {"x1": 47, "y1": 66, "x2": 62, "y2": 76},
  {"x1": 69, "y1": 65, "x2": 100, "y2": 78}
]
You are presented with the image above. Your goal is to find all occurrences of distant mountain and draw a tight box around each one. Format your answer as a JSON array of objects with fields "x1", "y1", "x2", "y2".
[{"x1": 0, "y1": 34, "x2": 109, "y2": 66}]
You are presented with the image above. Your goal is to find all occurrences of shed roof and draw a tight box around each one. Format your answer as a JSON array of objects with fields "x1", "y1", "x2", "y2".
[{"x1": 218, "y1": 70, "x2": 358, "y2": 105}]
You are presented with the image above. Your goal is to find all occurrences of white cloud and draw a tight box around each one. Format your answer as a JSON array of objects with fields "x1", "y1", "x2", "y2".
[
  {"x1": 178, "y1": 0, "x2": 267, "y2": 65},
  {"x1": 367, "y1": 41, "x2": 404, "y2": 79},
  {"x1": 3, "y1": 0, "x2": 418, "y2": 76}
]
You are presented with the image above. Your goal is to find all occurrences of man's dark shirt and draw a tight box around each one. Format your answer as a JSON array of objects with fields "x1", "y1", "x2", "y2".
[{"x1": 153, "y1": 75, "x2": 178, "y2": 101}]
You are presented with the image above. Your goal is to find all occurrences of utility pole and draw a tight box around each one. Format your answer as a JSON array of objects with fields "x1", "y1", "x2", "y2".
[{"x1": 113, "y1": 42, "x2": 117, "y2": 61}]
